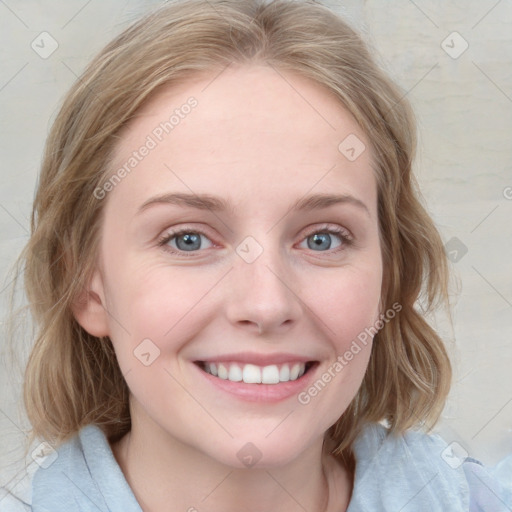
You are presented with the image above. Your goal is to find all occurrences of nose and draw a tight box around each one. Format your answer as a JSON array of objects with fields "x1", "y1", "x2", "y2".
[{"x1": 224, "y1": 243, "x2": 303, "y2": 336}]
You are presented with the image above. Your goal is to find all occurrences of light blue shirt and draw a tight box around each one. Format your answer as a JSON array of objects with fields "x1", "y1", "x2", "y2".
[{"x1": 3, "y1": 422, "x2": 511, "y2": 511}]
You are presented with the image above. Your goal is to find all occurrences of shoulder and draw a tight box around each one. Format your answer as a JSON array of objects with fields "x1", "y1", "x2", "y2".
[
  {"x1": 347, "y1": 422, "x2": 512, "y2": 512},
  {"x1": 30, "y1": 424, "x2": 141, "y2": 512}
]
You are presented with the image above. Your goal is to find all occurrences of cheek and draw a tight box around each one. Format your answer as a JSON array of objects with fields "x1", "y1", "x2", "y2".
[
  {"x1": 103, "y1": 263, "x2": 219, "y2": 362},
  {"x1": 309, "y1": 265, "x2": 382, "y2": 349},
  {"x1": 102, "y1": 267, "x2": 214, "y2": 414},
  {"x1": 295, "y1": 268, "x2": 381, "y2": 425}
]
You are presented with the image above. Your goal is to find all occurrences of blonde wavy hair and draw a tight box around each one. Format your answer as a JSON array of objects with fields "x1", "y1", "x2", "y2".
[{"x1": 16, "y1": 0, "x2": 451, "y2": 466}]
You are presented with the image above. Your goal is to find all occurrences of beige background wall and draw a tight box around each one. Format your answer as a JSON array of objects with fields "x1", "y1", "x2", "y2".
[{"x1": 1, "y1": 0, "x2": 511, "y2": 504}]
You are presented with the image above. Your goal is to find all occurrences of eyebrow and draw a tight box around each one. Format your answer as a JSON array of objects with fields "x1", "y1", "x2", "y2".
[{"x1": 138, "y1": 192, "x2": 370, "y2": 217}]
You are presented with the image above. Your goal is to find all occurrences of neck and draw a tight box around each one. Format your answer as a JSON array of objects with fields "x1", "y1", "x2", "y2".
[{"x1": 110, "y1": 407, "x2": 352, "y2": 512}]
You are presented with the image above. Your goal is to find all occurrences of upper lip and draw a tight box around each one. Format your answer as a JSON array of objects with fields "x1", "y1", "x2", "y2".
[{"x1": 195, "y1": 352, "x2": 317, "y2": 366}]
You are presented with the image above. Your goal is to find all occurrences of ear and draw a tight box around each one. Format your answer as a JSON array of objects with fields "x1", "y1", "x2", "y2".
[{"x1": 72, "y1": 270, "x2": 110, "y2": 337}]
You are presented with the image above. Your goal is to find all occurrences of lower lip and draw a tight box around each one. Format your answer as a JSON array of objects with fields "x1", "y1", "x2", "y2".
[{"x1": 194, "y1": 363, "x2": 318, "y2": 403}]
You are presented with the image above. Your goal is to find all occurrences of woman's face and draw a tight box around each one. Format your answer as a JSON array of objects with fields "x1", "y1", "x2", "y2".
[{"x1": 80, "y1": 64, "x2": 383, "y2": 467}]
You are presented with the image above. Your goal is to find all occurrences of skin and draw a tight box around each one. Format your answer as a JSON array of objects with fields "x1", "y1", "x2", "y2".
[{"x1": 74, "y1": 64, "x2": 383, "y2": 512}]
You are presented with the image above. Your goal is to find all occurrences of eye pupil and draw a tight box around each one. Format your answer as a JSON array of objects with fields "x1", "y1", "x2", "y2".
[
  {"x1": 167, "y1": 229, "x2": 344, "y2": 255},
  {"x1": 176, "y1": 233, "x2": 201, "y2": 251},
  {"x1": 308, "y1": 233, "x2": 331, "y2": 251}
]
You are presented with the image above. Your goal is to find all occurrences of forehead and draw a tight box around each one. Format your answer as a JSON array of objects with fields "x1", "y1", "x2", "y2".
[{"x1": 108, "y1": 64, "x2": 376, "y2": 217}]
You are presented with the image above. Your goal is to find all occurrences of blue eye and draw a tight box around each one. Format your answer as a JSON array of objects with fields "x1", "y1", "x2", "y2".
[
  {"x1": 299, "y1": 228, "x2": 351, "y2": 253},
  {"x1": 158, "y1": 225, "x2": 353, "y2": 257},
  {"x1": 306, "y1": 232, "x2": 340, "y2": 251},
  {"x1": 159, "y1": 230, "x2": 213, "y2": 253}
]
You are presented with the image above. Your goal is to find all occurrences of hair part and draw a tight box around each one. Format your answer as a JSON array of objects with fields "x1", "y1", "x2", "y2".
[{"x1": 17, "y1": 0, "x2": 451, "y2": 463}]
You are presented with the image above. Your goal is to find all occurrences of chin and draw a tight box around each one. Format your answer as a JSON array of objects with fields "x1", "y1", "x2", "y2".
[{"x1": 206, "y1": 434, "x2": 320, "y2": 470}]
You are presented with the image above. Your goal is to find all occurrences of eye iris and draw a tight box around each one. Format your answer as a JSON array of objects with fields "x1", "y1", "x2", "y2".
[
  {"x1": 176, "y1": 233, "x2": 201, "y2": 251},
  {"x1": 308, "y1": 233, "x2": 331, "y2": 251},
  {"x1": 170, "y1": 232, "x2": 339, "y2": 252}
]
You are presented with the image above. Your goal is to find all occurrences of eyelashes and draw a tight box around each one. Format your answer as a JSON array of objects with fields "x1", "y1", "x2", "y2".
[
  {"x1": 297, "y1": 225, "x2": 353, "y2": 253},
  {"x1": 157, "y1": 223, "x2": 354, "y2": 258},
  {"x1": 158, "y1": 229, "x2": 214, "y2": 255}
]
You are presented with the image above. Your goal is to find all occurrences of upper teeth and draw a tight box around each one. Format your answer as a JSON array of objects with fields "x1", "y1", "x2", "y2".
[{"x1": 203, "y1": 362, "x2": 306, "y2": 384}]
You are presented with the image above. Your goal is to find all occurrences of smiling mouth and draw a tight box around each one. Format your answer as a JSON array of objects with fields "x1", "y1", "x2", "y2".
[{"x1": 195, "y1": 361, "x2": 317, "y2": 385}]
